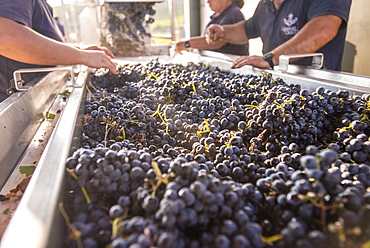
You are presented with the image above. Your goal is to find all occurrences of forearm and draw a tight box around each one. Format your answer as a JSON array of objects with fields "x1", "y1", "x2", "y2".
[
  {"x1": 182, "y1": 36, "x2": 227, "y2": 50},
  {"x1": 219, "y1": 21, "x2": 249, "y2": 45},
  {"x1": 0, "y1": 17, "x2": 87, "y2": 65},
  {"x1": 270, "y1": 15, "x2": 342, "y2": 65}
]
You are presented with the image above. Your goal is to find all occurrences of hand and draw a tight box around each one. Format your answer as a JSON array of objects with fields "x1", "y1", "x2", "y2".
[
  {"x1": 206, "y1": 24, "x2": 224, "y2": 44},
  {"x1": 174, "y1": 41, "x2": 186, "y2": 54},
  {"x1": 80, "y1": 44, "x2": 116, "y2": 59},
  {"x1": 231, "y1": 55, "x2": 271, "y2": 69},
  {"x1": 82, "y1": 50, "x2": 117, "y2": 74}
]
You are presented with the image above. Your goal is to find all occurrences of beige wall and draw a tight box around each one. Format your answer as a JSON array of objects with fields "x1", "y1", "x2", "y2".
[
  {"x1": 242, "y1": 0, "x2": 263, "y2": 55},
  {"x1": 342, "y1": 0, "x2": 370, "y2": 76}
]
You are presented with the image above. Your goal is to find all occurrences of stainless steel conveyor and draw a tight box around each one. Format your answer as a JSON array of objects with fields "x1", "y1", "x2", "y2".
[
  {"x1": 1, "y1": 49, "x2": 370, "y2": 248},
  {"x1": 0, "y1": 67, "x2": 74, "y2": 189}
]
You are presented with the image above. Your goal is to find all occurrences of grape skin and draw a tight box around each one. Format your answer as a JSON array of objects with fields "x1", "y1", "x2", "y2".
[{"x1": 63, "y1": 61, "x2": 370, "y2": 248}]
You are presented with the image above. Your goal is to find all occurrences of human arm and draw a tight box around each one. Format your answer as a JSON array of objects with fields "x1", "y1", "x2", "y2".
[
  {"x1": 174, "y1": 36, "x2": 227, "y2": 54},
  {"x1": 0, "y1": 17, "x2": 116, "y2": 74},
  {"x1": 205, "y1": 21, "x2": 249, "y2": 45},
  {"x1": 231, "y1": 15, "x2": 342, "y2": 69},
  {"x1": 73, "y1": 44, "x2": 116, "y2": 60}
]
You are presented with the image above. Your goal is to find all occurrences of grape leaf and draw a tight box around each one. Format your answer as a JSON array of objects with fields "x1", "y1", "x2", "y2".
[
  {"x1": 19, "y1": 166, "x2": 36, "y2": 177},
  {"x1": 46, "y1": 112, "x2": 56, "y2": 119}
]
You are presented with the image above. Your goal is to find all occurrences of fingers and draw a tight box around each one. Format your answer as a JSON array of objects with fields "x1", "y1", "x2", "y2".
[
  {"x1": 105, "y1": 58, "x2": 117, "y2": 74},
  {"x1": 231, "y1": 56, "x2": 272, "y2": 69},
  {"x1": 100, "y1": 46, "x2": 116, "y2": 59},
  {"x1": 97, "y1": 55, "x2": 117, "y2": 74},
  {"x1": 231, "y1": 56, "x2": 249, "y2": 69},
  {"x1": 206, "y1": 24, "x2": 223, "y2": 44},
  {"x1": 102, "y1": 53, "x2": 117, "y2": 74},
  {"x1": 84, "y1": 50, "x2": 117, "y2": 74},
  {"x1": 205, "y1": 28, "x2": 216, "y2": 44},
  {"x1": 206, "y1": 27, "x2": 213, "y2": 44},
  {"x1": 173, "y1": 43, "x2": 182, "y2": 54},
  {"x1": 83, "y1": 44, "x2": 116, "y2": 59}
]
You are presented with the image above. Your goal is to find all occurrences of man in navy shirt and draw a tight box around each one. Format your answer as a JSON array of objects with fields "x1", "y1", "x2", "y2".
[
  {"x1": 206, "y1": 0, "x2": 352, "y2": 71},
  {"x1": 0, "y1": 0, "x2": 117, "y2": 101}
]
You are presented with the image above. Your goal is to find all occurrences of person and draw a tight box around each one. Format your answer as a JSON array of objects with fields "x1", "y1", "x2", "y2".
[
  {"x1": 54, "y1": 16, "x2": 65, "y2": 37},
  {"x1": 206, "y1": 0, "x2": 352, "y2": 71},
  {"x1": 0, "y1": 0, "x2": 117, "y2": 102},
  {"x1": 174, "y1": 0, "x2": 248, "y2": 56}
]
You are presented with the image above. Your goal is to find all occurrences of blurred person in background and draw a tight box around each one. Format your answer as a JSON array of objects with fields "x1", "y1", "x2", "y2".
[
  {"x1": 54, "y1": 16, "x2": 65, "y2": 38},
  {"x1": 206, "y1": 0, "x2": 352, "y2": 71},
  {"x1": 174, "y1": 0, "x2": 249, "y2": 56},
  {"x1": 0, "y1": 0, "x2": 117, "y2": 102}
]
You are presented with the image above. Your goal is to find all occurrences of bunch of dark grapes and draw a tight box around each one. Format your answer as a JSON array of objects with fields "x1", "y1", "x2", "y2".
[
  {"x1": 108, "y1": 2, "x2": 155, "y2": 42},
  {"x1": 62, "y1": 60, "x2": 370, "y2": 248},
  {"x1": 102, "y1": 2, "x2": 156, "y2": 55},
  {"x1": 64, "y1": 147, "x2": 265, "y2": 248}
]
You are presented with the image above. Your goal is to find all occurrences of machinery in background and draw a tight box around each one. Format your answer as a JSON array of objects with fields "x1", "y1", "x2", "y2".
[{"x1": 101, "y1": 0, "x2": 165, "y2": 56}]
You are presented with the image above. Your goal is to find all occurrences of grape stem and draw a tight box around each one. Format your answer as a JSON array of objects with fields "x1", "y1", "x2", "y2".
[
  {"x1": 111, "y1": 209, "x2": 129, "y2": 239},
  {"x1": 151, "y1": 104, "x2": 161, "y2": 118},
  {"x1": 261, "y1": 234, "x2": 283, "y2": 244},
  {"x1": 59, "y1": 202, "x2": 83, "y2": 248},
  {"x1": 191, "y1": 81, "x2": 198, "y2": 95},
  {"x1": 66, "y1": 168, "x2": 91, "y2": 204},
  {"x1": 150, "y1": 161, "x2": 173, "y2": 196},
  {"x1": 299, "y1": 194, "x2": 338, "y2": 233},
  {"x1": 196, "y1": 118, "x2": 210, "y2": 136}
]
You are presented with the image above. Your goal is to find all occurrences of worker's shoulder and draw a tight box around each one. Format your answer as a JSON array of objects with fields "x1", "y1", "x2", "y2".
[{"x1": 221, "y1": 6, "x2": 246, "y2": 22}]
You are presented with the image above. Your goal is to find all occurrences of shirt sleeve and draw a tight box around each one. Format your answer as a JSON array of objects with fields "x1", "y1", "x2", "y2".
[
  {"x1": 307, "y1": 0, "x2": 352, "y2": 28},
  {"x1": 0, "y1": 0, "x2": 34, "y2": 27}
]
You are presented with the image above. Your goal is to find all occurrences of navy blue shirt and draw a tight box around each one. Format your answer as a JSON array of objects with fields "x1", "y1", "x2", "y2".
[
  {"x1": 244, "y1": 0, "x2": 352, "y2": 71},
  {"x1": 205, "y1": 3, "x2": 249, "y2": 56},
  {"x1": 0, "y1": 0, "x2": 64, "y2": 101}
]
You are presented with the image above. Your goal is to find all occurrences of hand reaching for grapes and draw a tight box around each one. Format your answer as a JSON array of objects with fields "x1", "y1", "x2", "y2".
[
  {"x1": 79, "y1": 49, "x2": 117, "y2": 74},
  {"x1": 0, "y1": 17, "x2": 118, "y2": 75},
  {"x1": 77, "y1": 44, "x2": 117, "y2": 74},
  {"x1": 80, "y1": 44, "x2": 116, "y2": 60},
  {"x1": 231, "y1": 55, "x2": 271, "y2": 69}
]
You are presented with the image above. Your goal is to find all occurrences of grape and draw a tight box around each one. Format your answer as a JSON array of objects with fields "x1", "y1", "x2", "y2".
[
  {"x1": 142, "y1": 195, "x2": 159, "y2": 214},
  {"x1": 62, "y1": 61, "x2": 370, "y2": 248},
  {"x1": 111, "y1": 237, "x2": 129, "y2": 248},
  {"x1": 109, "y1": 204, "x2": 124, "y2": 219}
]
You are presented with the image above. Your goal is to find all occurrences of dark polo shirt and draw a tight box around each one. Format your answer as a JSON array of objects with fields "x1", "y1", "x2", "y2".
[
  {"x1": 244, "y1": 0, "x2": 352, "y2": 71},
  {"x1": 0, "y1": 0, "x2": 64, "y2": 101}
]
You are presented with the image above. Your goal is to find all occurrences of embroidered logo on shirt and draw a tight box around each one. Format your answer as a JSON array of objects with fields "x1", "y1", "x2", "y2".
[{"x1": 281, "y1": 13, "x2": 299, "y2": 35}]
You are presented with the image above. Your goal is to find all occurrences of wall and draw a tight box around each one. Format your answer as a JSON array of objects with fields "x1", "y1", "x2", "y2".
[
  {"x1": 241, "y1": 0, "x2": 263, "y2": 55},
  {"x1": 342, "y1": 0, "x2": 370, "y2": 76}
]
